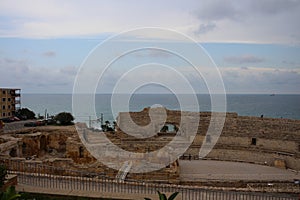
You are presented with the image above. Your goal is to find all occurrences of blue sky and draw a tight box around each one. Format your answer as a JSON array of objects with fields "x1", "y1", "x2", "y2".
[{"x1": 0, "y1": 0, "x2": 300, "y2": 94}]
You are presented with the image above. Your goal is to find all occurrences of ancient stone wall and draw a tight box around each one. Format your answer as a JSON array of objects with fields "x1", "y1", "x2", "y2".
[
  {"x1": 119, "y1": 107, "x2": 300, "y2": 170},
  {"x1": 1, "y1": 108, "x2": 299, "y2": 183},
  {"x1": 0, "y1": 135, "x2": 22, "y2": 157},
  {"x1": 66, "y1": 135, "x2": 96, "y2": 164}
]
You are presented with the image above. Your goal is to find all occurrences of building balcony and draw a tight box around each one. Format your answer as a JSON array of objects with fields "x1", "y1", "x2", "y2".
[
  {"x1": 13, "y1": 100, "x2": 21, "y2": 104},
  {"x1": 10, "y1": 93, "x2": 20, "y2": 97},
  {"x1": 10, "y1": 89, "x2": 21, "y2": 97}
]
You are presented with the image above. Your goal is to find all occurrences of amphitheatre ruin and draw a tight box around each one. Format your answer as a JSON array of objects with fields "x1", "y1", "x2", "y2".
[{"x1": 1, "y1": 107, "x2": 300, "y2": 194}]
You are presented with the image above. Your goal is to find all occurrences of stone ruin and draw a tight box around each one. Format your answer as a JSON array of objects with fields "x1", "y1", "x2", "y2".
[{"x1": 0, "y1": 107, "x2": 300, "y2": 185}]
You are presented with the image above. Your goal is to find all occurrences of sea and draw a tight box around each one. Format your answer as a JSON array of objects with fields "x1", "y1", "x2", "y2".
[{"x1": 21, "y1": 94, "x2": 300, "y2": 123}]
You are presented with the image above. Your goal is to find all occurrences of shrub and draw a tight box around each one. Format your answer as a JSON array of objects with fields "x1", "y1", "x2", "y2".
[
  {"x1": 54, "y1": 112, "x2": 74, "y2": 125},
  {"x1": 15, "y1": 108, "x2": 35, "y2": 120}
]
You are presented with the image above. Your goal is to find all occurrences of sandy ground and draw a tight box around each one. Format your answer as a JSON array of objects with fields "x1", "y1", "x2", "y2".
[
  {"x1": 179, "y1": 160, "x2": 300, "y2": 181},
  {"x1": 3, "y1": 122, "x2": 76, "y2": 133}
]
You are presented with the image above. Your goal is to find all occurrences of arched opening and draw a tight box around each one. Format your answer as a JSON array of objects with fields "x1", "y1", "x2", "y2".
[
  {"x1": 40, "y1": 135, "x2": 47, "y2": 151},
  {"x1": 58, "y1": 141, "x2": 66, "y2": 153},
  {"x1": 160, "y1": 123, "x2": 177, "y2": 133},
  {"x1": 79, "y1": 146, "x2": 84, "y2": 158},
  {"x1": 22, "y1": 143, "x2": 27, "y2": 156},
  {"x1": 9, "y1": 148, "x2": 17, "y2": 157},
  {"x1": 251, "y1": 138, "x2": 257, "y2": 145}
]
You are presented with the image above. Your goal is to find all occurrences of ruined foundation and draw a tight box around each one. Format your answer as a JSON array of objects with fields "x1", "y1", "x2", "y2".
[{"x1": 1, "y1": 107, "x2": 300, "y2": 190}]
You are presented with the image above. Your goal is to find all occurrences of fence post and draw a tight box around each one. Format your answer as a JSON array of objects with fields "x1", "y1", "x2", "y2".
[{"x1": 2, "y1": 159, "x2": 299, "y2": 200}]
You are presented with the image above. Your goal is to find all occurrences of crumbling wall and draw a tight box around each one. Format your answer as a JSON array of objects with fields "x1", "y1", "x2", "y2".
[
  {"x1": 119, "y1": 107, "x2": 300, "y2": 170},
  {"x1": 66, "y1": 136, "x2": 96, "y2": 164},
  {"x1": 2, "y1": 107, "x2": 300, "y2": 182},
  {"x1": 21, "y1": 132, "x2": 41, "y2": 157}
]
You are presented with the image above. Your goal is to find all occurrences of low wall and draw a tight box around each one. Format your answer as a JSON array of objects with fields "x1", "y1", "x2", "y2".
[{"x1": 184, "y1": 148, "x2": 300, "y2": 170}]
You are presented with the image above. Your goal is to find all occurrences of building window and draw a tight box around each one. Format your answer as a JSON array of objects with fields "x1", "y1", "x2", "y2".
[
  {"x1": 2, "y1": 105, "x2": 5, "y2": 110},
  {"x1": 8, "y1": 112, "x2": 10, "y2": 116},
  {"x1": 9, "y1": 148, "x2": 17, "y2": 157},
  {"x1": 2, "y1": 98, "x2": 5, "y2": 102},
  {"x1": 251, "y1": 138, "x2": 257, "y2": 145},
  {"x1": 79, "y1": 146, "x2": 84, "y2": 158},
  {"x1": 2, "y1": 113, "x2": 5, "y2": 117},
  {"x1": 8, "y1": 98, "x2": 11, "y2": 102},
  {"x1": 8, "y1": 105, "x2": 11, "y2": 109},
  {"x1": 2, "y1": 91, "x2": 5, "y2": 95}
]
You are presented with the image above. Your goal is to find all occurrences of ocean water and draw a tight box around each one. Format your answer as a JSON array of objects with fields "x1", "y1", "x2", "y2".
[{"x1": 21, "y1": 94, "x2": 300, "y2": 122}]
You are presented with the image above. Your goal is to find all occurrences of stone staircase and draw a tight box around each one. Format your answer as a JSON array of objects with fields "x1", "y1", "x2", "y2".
[{"x1": 115, "y1": 160, "x2": 132, "y2": 181}]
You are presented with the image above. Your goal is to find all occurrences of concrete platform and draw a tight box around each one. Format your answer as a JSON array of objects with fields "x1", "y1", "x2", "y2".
[{"x1": 179, "y1": 160, "x2": 300, "y2": 181}]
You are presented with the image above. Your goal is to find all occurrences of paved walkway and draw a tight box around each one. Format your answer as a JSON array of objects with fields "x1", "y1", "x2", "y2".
[
  {"x1": 16, "y1": 184, "x2": 164, "y2": 200},
  {"x1": 179, "y1": 160, "x2": 300, "y2": 181},
  {"x1": 12, "y1": 169, "x2": 299, "y2": 200}
]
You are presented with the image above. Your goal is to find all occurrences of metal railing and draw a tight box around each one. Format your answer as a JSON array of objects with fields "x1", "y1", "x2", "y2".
[{"x1": 1, "y1": 159, "x2": 298, "y2": 200}]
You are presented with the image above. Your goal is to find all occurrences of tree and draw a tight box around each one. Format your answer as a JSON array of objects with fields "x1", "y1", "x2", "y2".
[
  {"x1": 113, "y1": 121, "x2": 117, "y2": 130},
  {"x1": 15, "y1": 108, "x2": 35, "y2": 120},
  {"x1": 101, "y1": 120, "x2": 114, "y2": 132},
  {"x1": 54, "y1": 112, "x2": 74, "y2": 125}
]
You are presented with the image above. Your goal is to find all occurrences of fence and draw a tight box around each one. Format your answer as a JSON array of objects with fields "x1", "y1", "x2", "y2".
[{"x1": 1, "y1": 159, "x2": 298, "y2": 200}]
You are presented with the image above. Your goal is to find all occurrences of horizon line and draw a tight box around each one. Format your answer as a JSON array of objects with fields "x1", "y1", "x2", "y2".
[{"x1": 19, "y1": 93, "x2": 300, "y2": 95}]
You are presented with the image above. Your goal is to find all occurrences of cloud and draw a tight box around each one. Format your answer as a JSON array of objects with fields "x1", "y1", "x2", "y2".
[
  {"x1": 42, "y1": 51, "x2": 56, "y2": 57},
  {"x1": 94, "y1": 63, "x2": 300, "y2": 94},
  {"x1": 224, "y1": 55, "x2": 265, "y2": 64},
  {"x1": 195, "y1": 1, "x2": 239, "y2": 21},
  {"x1": 194, "y1": 0, "x2": 300, "y2": 22},
  {"x1": 2, "y1": 55, "x2": 298, "y2": 94},
  {"x1": 0, "y1": 1, "x2": 191, "y2": 38},
  {"x1": 282, "y1": 60, "x2": 300, "y2": 67},
  {"x1": 0, "y1": 1, "x2": 299, "y2": 44},
  {"x1": 60, "y1": 66, "x2": 78, "y2": 75},
  {"x1": 194, "y1": 22, "x2": 216, "y2": 35},
  {"x1": 192, "y1": 0, "x2": 300, "y2": 44},
  {"x1": 0, "y1": 57, "x2": 75, "y2": 93},
  {"x1": 241, "y1": 66, "x2": 248, "y2": 70},
  {"x1": 250, "y1": 0, "x2": 300, "y2": 15},
  {"x1": 134, "y1": 49, "x2": 171, "y2": 58},
  {"x1": 220, "y1": 67, "x2": 300, "y2": 93},
  {"x1": 262, "y1": 69, "x2": 300, "y2": 85}
]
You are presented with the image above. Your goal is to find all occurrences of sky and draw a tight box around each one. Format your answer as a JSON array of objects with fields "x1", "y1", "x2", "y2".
[{"x1": 0, "y1": 0, "x2": 300, "y2": 94}]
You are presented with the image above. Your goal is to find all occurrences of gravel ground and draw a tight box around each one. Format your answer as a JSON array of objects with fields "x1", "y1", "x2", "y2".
[{"x1": 179, "y1": 160, "x2": 300, "y2": 181}]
